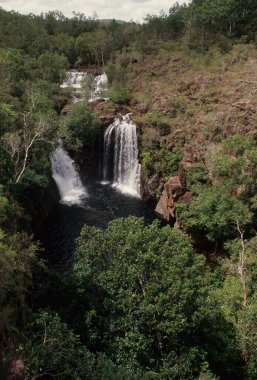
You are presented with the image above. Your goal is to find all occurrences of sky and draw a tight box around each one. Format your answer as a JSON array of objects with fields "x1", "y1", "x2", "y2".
[{"x1": 0, "y1": 0, "x2": 188, "y2": 22}]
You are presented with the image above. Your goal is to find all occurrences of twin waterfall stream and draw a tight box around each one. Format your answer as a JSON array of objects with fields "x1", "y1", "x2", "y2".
[
  {"x1": 51, "y1": 71, "x2": 141, "y2": 206},
  {"x1": 41, "y1": 71, "x2": 153, "y2": 269}
]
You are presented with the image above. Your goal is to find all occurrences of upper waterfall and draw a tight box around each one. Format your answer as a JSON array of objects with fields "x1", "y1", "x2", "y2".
[
  {"x1": 89, "y1": 72, "x2": 108, "y2": 102},
  {"x1": 102, "y1": 114, "x2": 141, "y2": 198},
  {"x1": 50, "y1": 146, "x2": 87, "y2": 205},
  {"x1": 61, "y1": 70, "x2": 108, "y2": 103}
]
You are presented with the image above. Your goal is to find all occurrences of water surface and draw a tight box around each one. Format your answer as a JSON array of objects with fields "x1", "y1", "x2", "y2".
[{"x1": 39, "y1": 179, "x2": 155, "y2": 270}]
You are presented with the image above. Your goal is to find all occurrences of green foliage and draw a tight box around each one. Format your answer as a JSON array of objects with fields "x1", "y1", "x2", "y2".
[
  {"x1": 75, "y1": 33, "x2": 96, "y2": 65},
  {"x1": 105, "y1": 63, "x2": 127, "y2": 84},
  {"x1": 80, "y1": 73, "x2": 95, "y2": 101},
  {"x1": 180, "y1": 184, "x2": 252, "y2": 241},
  {"x1": 243, "y1": 301, "x2": 257, "y2": 379},
  {"x1": 163, "y1": 147, "x2": 183, "y2": 175},
  {"x1": 181, "y1": 135, "x2": 257, "y2": 249},
  {"x1": 143, "y1": 146, "x2": 183, "y2": 180},
  {"x1": 186, "y1": 164, "x2": 207, "y2": 191},
  {"x1": 1, "y1": 4, "x2": 257, "y2": 380},
  {"x1": 19, "y1": 310, "x2": 95, "y2": 379},
  {"x1": 17, "y1": 309, "x2": 152, "y2": 380},
  {"x1": 105, "y1": 62, "x2": 130, "y2": 104},
  {"x1": 108, "y1": 84, "x2": 130, "y2": 105},
  {"x1": 65, "y1": 103, "x2": 100, "y2": 148},
  {"x1": 72, "y1": 216, "x2": 237, "y2": 378},
  {"x1": 36, "y1": 52, "x2": 68, "y2": 82},
  {"x1": 198, "y1": 364, "x2": 219, "y2": 380},
  {"x1": 210, "y1": 135, "x2": 257, "y2": 198},
  {"x1": 223, "y1": 134, "x2": 255, "y2": 156},
  {"x1": 0, "y1": 102, "x2": 17, "y2": 134},
  {"x1": 0, "y1": 147, "x2": 13, "y2": 184},
  {"x1": 18, "y1": 169, "x2": 49, "y2": 190},
  {"x1": 0, "y1": 230, "x2": 40, "y2": 338},
  {"x1": 213, "y1": 154, "x2": 245, "y2": 183},
  {"x1": 215, "y1": 235, "x2": 257, "y2": 377},
  {"x1": 0, "y1": 187, "x2": 10, "y2": 224},
  {"x1": 143, "y1": 112, "x2": 171, "y2": 136}
]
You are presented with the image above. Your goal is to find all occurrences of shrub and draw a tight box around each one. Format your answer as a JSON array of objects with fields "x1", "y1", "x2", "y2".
[
  {"x1": 108, "y1": 85, "x2": 130, "y2": 105},
  {"x1": 65, "y1": 103, "x2": 100, "y2": 148}
]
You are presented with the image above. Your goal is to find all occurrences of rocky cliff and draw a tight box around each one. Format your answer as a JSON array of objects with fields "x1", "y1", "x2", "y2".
[{"x1": 120, "y1": 43, "x2": 257, "y2": 223}]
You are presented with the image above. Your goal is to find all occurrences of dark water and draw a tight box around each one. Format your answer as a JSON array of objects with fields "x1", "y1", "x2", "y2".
[{"x1": 39, "y1": 179, "x2": 155, "y2": 270}]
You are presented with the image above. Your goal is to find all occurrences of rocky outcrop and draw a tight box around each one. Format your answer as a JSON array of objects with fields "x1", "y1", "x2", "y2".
[
  {"x1": 141, "y1": 172, "x2": 161, "y2": 199},
  {"x1": 155, "y1": 176, "x2": 193, "y2": 223},
  {"x1": 90, "y1": 99, "x2": 118, "y2": 127}
]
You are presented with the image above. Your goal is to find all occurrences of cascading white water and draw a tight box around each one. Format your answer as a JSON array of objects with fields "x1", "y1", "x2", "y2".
[
  {"x1": 102, "y1": 114, "x2": 141, "y2": 198},
  {"x1": 60, "y1": 71, "x2": 84, "y2": 89},
  {"x1": 50, "y1": 146, "x2": 87, "y2": 205},
  {"x1": 52, "y1": 70, "x2": 109, "y2": 205},
  {"x1": 89, "y1": 73, "x2": 108, "y2": 102},
  {"x1": 61, "y1": 70, "x2": 108, "y2": 103}
]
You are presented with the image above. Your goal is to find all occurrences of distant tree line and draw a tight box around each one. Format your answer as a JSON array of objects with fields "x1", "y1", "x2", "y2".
[{"x1": 1, "y1": 1, "x2": 257, "y2": 69}]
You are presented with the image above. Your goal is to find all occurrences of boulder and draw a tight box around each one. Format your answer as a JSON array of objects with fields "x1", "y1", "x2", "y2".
[
  {"x1": 143, "y1": 172, "x2": 161, "y2": 199},
  {"x1": 164, "y1": 176, "x2": 184, "y2": 200},
  {"x1": 90, "y1": 101, "x2": 119, "y2": 127},
  {"x1": 155, "y1": 187, "x2": 175, "y2": 222},
  {"x1": 177, "y1": 191, "x2": 193, "y2": 205},
  {"x1": 155, "y1": 176, "x2": 185, "y2": 222}
]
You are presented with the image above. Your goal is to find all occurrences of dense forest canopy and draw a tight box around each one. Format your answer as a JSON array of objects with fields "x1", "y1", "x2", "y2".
[{"x1": 1, "y1": 0, "x2": 257, "y2": 379}]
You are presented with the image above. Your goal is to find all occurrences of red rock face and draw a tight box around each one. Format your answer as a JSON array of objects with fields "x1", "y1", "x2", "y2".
[
  {"x1": 155, "y1": 176, "x2": 192, "y2": 223},
  {"x1": 90, "y1": 100, "x2": 120, "y2": 127},
  {"x1": 177, "y1": 191, "x2": 193, "y2": 205}
]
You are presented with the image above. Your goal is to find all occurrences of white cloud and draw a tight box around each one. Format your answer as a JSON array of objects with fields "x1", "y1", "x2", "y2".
[{"x1": 0, "y1": 0, "x2": 188, "y2": 22}]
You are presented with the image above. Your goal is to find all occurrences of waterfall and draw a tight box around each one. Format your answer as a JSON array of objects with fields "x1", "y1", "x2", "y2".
[
  {"x1": 60, "y1": 71, "x2": 84, "y2": 89},
  {"x1": 89, "y1": 73, "x2": 108, "y2": 102},
  {"x1": 52, "y1": 70, "x2": 109, "y2": 205},
  {"x1": 50, "y1": 147, "x2": 87, "y2": 205},
  {"x1": 61, "y1": 70, "x2": 108, "y2": 103},
  {"x1": 102, "y1": 114, "x2": 141, "y2": 198}
]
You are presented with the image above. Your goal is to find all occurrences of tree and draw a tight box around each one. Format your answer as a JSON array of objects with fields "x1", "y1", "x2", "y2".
[
  {"x1": 92, "y1": 29, "x2": 112, "y2": 66},
  {"x1": 19, "y1": 310, "x2": 95, "y2": 379},
  {"x1": 52, "y1": 33, "x2": 76, "y2": 64},
  {"x1": 1, "y1": 85, "x2": 58, "y2": 183},
  {"x1": 0, "y1": 103, "x2": 17, "y2": 135},
  {"x1": 72, "y1": 216, "x2": 238, "y2": 378},
  {"x1": 75, "y1": 33, "x2": 95, "y2": 65},
  {"x1": 36, "y1": 52, "x2": 68, "y2": 82},
  {"x1": 64, "y1": 103, "x2": 100, "y2": 149},
  {"x1": 2, "y1": 111, "x2": 56, "y2": 183},
  {"x1": 219, "y1": 234, "x2": 257, "y2": 376},
  {"x1": 17, "y1": 309, "x2": 151, "y2": 380},
  {"x1": 179, "y1": 184, "x2": 252, "y2": 251},
  {"x1": 0, "y1": 228, "x2": 40, "y2": 377}
]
